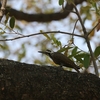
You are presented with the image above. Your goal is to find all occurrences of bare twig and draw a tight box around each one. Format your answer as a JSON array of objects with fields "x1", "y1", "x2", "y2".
[
  {"x1": 0, "y1": 22, "x2": 24, "y2": 36},
  {"x1": 72, "y1": 19, "x2": 79, "y2": 44},
  {"x1": 72, "y1": 19, "x2": 79, "y2": 34},
  {"x1": 0, "y1": 31, "x2": 84, "y2": 41}
]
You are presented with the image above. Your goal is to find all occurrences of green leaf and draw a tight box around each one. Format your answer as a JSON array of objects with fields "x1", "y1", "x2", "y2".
[
  {"x1": 57, "y1": 47, "x2": 68, "y2": 53},
  {"x1": 0, "y1": 44, "x2": 9, "y2": 50},
  {"x1": 40, "y1": 30, "x2": 51, "y2": 40},
  {"x1": 43, "y1": 34, "x2": 51, "y2": 40},
  {"x1": 83, "y1": 54, "x2": 90, "y2": 68},
  {"x1": 0, "y1": 44, "x2": 5, "y2": 49},
  {"x1": 94, "y1": 46, "x2": 100, "y2": 58},
  {"x1": 0, "y1": 30, "x2": 6, "y2": 34},
  {"x1": 72, "y1": 47, "x2": 77, "y2": 55},
  {"x1": 59, "y1": 0, "x2": 64, "y2": 5},
  {"x1": 68, "y1": 47, "x2": 81, "y2": 58},
  {"x1": 18, "y1": 44, "x2": 26, "y2": 61},
  {"x1": 52, "y1": 36, "x2": 61, "y2": 47},
  {"x1": 74, "y1": 53, "x2": 87, "y2": 64},
  {"x1": 52, "y1": 36, "x2": 56, "y2": 43},
  {"x1": 56, "y1": 40, "x2": 61, "y2": 46},
  {"x1": 9, "y1": 16, "x2": 15, "y2": 29}
]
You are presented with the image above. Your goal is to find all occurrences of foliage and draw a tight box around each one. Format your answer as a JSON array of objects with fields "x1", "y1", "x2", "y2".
[
  {"x1": 59, "y1": 0, "x2": 64, "y2": 5},
  {"x1": 0, "y1": 0, "x2": 100, "y2": 75},
  {"x1": 9, "y1": 16, "x2": 15, "y2": 29}
]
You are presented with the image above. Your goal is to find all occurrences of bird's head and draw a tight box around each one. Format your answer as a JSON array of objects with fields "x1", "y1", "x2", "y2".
[{"x1": 38, "y1": 49, "x2": 53, "y2": 57}]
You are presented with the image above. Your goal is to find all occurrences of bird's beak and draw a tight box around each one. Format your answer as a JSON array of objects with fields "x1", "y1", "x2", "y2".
[{"x1": 38, "y1": 51, "x2": 48, "y2": 55}]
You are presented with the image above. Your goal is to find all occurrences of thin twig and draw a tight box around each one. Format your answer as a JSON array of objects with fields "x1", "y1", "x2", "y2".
[
  {"x1": 72, "y1": 19, "x2": 79, "y2": 44},
  {"x1": 0, "y1": 22, "x2": 24, "y2": 36},
  {"x1": 0, "y1": 31, "x2": 84, "y2": 41},
  {"x1": 72, "y1": 19, "x2": 79, "y2": 34}
]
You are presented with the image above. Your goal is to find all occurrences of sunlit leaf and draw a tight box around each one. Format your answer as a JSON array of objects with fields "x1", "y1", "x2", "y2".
[
  {"x1": 43, "y1": 34, "x2": 51, "y2": 40},
  {"x1": 40, "y1": 30, "x2": 51, "y2": 40},
  {"x1": 89, "y1": 29, "x2": 95, "y2": 39},
  {"x1": 52, "y1": 36, "x2": 56, "y2": 43},
  {"x1": 52, "y1": 36, "x2": 61, "y2": 47}
]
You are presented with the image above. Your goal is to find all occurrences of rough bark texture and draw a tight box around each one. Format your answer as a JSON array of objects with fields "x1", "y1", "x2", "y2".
[{"x1": 0, "y1": 59, "x2": 100, "y2": 100}]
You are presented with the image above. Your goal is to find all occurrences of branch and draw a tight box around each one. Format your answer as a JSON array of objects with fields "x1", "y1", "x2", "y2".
[
  {"x1": 73, "y1": 3, "x2": 99, "y2": 76},
  {"x1": 0, "y1": 31, "x2": 84, "y2": 41},
  {"x1": 0, "y1": 59, "x2": 100, "y2": 100},
  {"x1": 73, "y1": 3, "x2": 87, "y2": 34},
  {"x1": 5, "y1": 0, "x2": 86, "y2": 22},
  {"x1": 72, "y1": 19, "x2": 79, "y2": 44}
]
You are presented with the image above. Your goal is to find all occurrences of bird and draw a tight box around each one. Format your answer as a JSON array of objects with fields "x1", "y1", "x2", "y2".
[{"x1": 38, "y1": 50, "x2": 80, "y2": 73}]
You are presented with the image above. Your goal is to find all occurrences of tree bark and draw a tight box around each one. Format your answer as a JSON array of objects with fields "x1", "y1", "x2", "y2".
[{"x1": 0, "y1": 59, "x2": 100, "y2": 100}]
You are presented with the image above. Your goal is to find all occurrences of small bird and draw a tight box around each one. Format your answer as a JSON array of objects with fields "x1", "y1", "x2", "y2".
[{"x1": 38, "y1": 50, "x2": 80, "y2": 73}]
